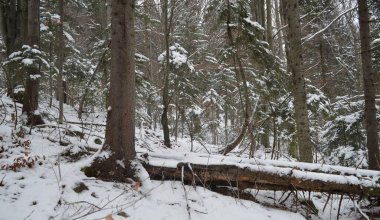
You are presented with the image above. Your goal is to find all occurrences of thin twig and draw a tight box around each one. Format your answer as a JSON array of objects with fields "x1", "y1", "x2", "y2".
[
  {"x1": 323, "y1": 193, "x2": 331, "y2": 213},
  {"x1": 181, "y1": 166, "x2": 191, "y2": 220},
  {"x1": 352, "y1": 197, "x2": 369, "y2": 220},
  {"x1": 337, "y1": 194, "x2": 344, "y2": 220}
]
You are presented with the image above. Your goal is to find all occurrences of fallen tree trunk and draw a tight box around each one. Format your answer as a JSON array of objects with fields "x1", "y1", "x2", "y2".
[{"x1": 139, "y1": 152, "x2": 380, "y2": 197}]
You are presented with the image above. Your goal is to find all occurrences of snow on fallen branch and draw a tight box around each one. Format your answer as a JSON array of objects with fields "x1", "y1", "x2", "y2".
[{"x1": 139, "y1": 152, "x2": 380, "y2": 197}]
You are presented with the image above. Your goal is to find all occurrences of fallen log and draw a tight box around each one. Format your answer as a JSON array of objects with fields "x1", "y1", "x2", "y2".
[
  {"x1": 66, "y1": 121, "x2": 106, "y2": 127},
  {"x1": 139, "y1": 152, "x2": 380, "y2": 197}
]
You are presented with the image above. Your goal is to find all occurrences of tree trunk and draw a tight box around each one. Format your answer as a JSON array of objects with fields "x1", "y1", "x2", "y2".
[
  {"x1": 22, "y1": 0, "x2": 43, "y2": 126},
  {"x1": 343, "y1": 0, "x2": 362, "y2": 93},
  {"x1": 100, "y1": 0, "x2": 111, "y2": 110},
  {"x1": 251, "y1": 0, "x2": 265, "y2": 40},
  {"x1": 161, "y1": 0, "x2": 171, "y2": 148},
  {"x1": 48, "y1": 17, "x2": 53, "y2": 108},
  {"x1": 266, "y1": 0, "x2": 273, "y2": 49},
  {"x1": 0, "y1": 0, "x2": 27, "y2": 99},
  {"x1": 283, "y1": 0, "x2": 313, "y2": 162},
  {"x1": 358, "y1": 0, "x2": 380, "y2": 170},
  {"x1": 224, "y1": 104, "x2": 228, "y2": 145},
  {"x1": 20, "y1": 0, "x2": 28, "y2": 44},
  {"x1": 319, "y1": 37, "x2": 327, "y2": 95},
  {"x1": 142, "y1": 153, "x2": 380, "y2": 197},
  {"x1": 274, "y1": 0, "x2": 284, "y2": 59},
  {"x1": 219, "y1": 0, "x2": 253, "y2": 155},
  {"x1": 86, "y1": 0, "x2": 137, "y2": 181},
  {"x1": 143, "y1": 0, "x2": 154, "y2": 129},
  {"x1": 57, "y1": 0, "x2": 64, "y2": 124}
]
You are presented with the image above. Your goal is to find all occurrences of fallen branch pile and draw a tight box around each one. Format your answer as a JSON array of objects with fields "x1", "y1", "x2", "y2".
[{"x1": 139, "y1": 152, "x2": 380, "y2": 197}]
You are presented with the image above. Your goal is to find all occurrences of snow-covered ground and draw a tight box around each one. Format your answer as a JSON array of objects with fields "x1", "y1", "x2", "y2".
[{"x1": 0, "y1": 95, "x2": 373, "y2": 219}]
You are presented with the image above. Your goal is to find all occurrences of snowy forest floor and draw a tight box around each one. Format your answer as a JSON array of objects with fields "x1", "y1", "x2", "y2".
[{"x1": 0, "y1": 94, "x2": 377, "y2": 220}]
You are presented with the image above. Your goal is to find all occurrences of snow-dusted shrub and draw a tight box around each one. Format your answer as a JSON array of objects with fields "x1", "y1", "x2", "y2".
[
  {"x1": 320, "y1": 96, "x2": 376, "y2": 167},
  {"x1": 324, "y1": 146, "x2": 367, "y2": 168}
]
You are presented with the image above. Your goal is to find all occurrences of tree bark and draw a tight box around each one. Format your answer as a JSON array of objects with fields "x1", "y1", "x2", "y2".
[
  {"x1": 0, "y1": 0, "x2": 27, "y2": 98},
  {"x1": 274, "y1": 0, "x2": 284, "y2": 59},
  {"x1": 57, "y1": 0, "x2": 64, "y2": 124},
  {"x1": 100, "y1": 0, "x2": 111, "y2": 110},
  {"x1": 143, "y1": 0, "x2": 154, "y2": 129},
  {"x1": 161, "y1": 0, "x2": 171, "y2": 148},
  {"x1": 358, "y1": 0, "x2": 380, "y2": 170},
  {"x1": 266, "y1": 0, "x2": 273, "y2": 49},
  {"x1": 142, "y1": 153, "x2": 380, "y2": 197},
  {"x1": 86, "y1": 0, "x2": 137, "y2": 181},
  {"x1": 22, "y1": 0, "x2": 43, "y2": 126},
  {"x1": 283, "y1": 0, "x2": 313, "y2": 162}
]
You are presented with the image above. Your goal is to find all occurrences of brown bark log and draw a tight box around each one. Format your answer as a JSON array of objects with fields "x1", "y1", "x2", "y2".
[{"x1": 141, "y1": 158, "x2": 380, "y2": 197}]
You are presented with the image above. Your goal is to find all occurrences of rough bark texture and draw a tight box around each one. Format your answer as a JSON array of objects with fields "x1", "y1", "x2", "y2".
[
  {"x1": 358, "y1": 0, "x2": 380, "y2": 170},
  {"x1": 86, "y1": 0, "x2": 136, "y2": 181},
  {"x1": 22, "y1": 0, "x2": 43, "y2": 126},
  {"x1": 284, "y1": 0, "x2": 313, "y2": 162},
  {"x1": 0, "y1": 0, "x2": 28, "y2": 98},
  {"x1": 161, "y1": 0, "x2": 171, "y2": 148},
  {"x1": 142, "y1": 158, "x2": 380, "y2": 197}
]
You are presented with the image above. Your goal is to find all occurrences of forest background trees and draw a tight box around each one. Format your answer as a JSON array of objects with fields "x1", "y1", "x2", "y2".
[{"x1": 0, "y1": 0, "x2": 379, "y2": 169}]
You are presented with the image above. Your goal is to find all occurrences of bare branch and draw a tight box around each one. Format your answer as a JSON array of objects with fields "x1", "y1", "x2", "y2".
[{"x1": 302, "y1": 6, "x2": 358, "y2": 44}]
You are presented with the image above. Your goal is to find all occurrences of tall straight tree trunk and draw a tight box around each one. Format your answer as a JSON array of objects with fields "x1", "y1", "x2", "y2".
[
  {"x1": 23, "y1": 0, "x2": 43, "y2": 126},
  {"x1": 343, "y1": 0, "x2": 362, "y2": 92},
  {"x1": 57, "y1": 0, "x2": 64, "y2": 123},
  {"x1": 0, "y1": 0, "x2": 27, "y2": 99},
  {"x1": 143, "y1": 0, "x2": 153, "y2": 128},
  {"x1": 260, "y1": 0, "x2": 274, "y2": 151},
  {"x1": 224, "y1": 104, "x2": 228, "y2": 145},
  {"x1": 161, "y1": 0, "x2": 171, "y2": 148},
  {"x1": 266, "y1": 0, "x2": 273, "y2": 49},
  {"x1": 20, "y1": 0, "x2": 28, "y2": 44},
  {"x1": 274, "y1": 0, "x2": 284, "y2": 59},
  {"x1": 251, "y1": 0, "x2": 265, "y2": 40},
  {"x1": 48, "y1": 17, "x2": 53, "y2": 108},
  {"x1": 319, "y1": 37, "x2": 335, "y2": 101},
  {"x1": 86, "y1": 0, "x2": 137, "y2": 181},
  {"x1": 100, "y1": 0, "x2": 111, "y2": 110},
  {"x1": 283, "y1": 0, "x2": 313, "y2": 162},
  {"x1": 358, "y1": 0, "x2": 379, "y2": 170}
]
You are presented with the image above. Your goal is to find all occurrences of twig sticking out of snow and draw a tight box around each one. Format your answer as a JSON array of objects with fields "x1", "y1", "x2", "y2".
[
  {"x1": 351, "y1": 197, "x2": 370, "y2": 220},
  {"x1": 336, "y1": 195, "x2": 343, "y2": 220},
  {"x1": 181, "y1": 165, "x2": 192, "y2": 220}
]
